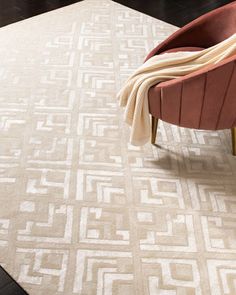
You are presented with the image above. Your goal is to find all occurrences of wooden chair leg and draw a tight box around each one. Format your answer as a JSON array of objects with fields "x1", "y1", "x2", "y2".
[
  {"x1": 151, "y1": 116, "x2": 158, "y2": 144},
  {"x1": 232, "y1": 127, "x2": 236, "y2": 156}
]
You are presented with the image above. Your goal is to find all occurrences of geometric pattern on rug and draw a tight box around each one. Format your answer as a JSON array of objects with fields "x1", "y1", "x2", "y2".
[{"x1": 0, "y1": 0, "x2": 236, "y2": 294}]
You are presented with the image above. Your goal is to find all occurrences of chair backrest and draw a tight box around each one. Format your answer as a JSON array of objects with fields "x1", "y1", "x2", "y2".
[
  {"x1": 145, "y1": 2, "x2": 236, "y2": 59},
  {"x1": 181, "y1": 2, "x2": 236, "y2": 48}
]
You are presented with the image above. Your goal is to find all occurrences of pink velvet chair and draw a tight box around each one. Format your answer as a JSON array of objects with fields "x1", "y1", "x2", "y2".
[{"x1": 145, "y1": 1, "x2": 236, "y2": 155}]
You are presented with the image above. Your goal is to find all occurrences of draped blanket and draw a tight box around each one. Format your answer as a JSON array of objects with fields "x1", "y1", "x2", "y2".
[{"x1": 118, "y1": 33, "x2": 236, "y2": 146}]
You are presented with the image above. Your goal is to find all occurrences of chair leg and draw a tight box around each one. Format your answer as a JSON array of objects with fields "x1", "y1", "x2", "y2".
[
  {"x1": 151, "y1": 116, "x2": 158, "y2": 144},
  {"x1": 231, "y1": 127, "x2": 236, "y2": 156}
]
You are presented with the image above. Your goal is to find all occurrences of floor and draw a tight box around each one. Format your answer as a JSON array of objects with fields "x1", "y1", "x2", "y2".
[
  {"x1": 0, "y1": 266, "x2": 28, "y2": 294},
  {"x1": 113, "y1": 0, "x2": 234, "y2": 26},
  {"x1": 0, "y1": 0, "x2": 81, "y2": 27},
  {"x1": 0, "y1": 0, "x2": 235, "y2": 295},
  {"x1": 0, "y1": 0, "x2": 233, "y2": 28}
]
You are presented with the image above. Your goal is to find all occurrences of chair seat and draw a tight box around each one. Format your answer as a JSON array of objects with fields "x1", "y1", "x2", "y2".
[{"x1": 163, "y1": 46, "x2": 205, "y2": 53}]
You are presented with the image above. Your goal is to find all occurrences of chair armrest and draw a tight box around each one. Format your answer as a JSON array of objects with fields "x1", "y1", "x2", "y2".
[{"x1": 155, "y1": 55, "x2": 235, "y2": 90}]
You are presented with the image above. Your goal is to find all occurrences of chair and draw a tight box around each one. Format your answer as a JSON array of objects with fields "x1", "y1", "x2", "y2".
[{"x1": 145, "y1": 1, "x2": 236, "y2": 155}]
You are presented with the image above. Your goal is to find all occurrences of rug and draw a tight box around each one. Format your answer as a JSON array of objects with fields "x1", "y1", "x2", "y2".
[{"x1": 0, "y1": 0, "x2": 236, "y2": 294}]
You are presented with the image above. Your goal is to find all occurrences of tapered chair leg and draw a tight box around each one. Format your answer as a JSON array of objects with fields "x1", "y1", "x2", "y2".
[
  {"x1": 151, "y1": 116, "x2": 158, "y2": 144},
  {"x1": 232, "y1": 127, "x2": 236, "y2": 156}
]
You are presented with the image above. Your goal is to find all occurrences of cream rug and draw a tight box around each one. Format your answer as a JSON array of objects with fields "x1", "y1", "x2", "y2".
[{"x1": 0, "y1": 0, "x2": 236, "y2": 294}]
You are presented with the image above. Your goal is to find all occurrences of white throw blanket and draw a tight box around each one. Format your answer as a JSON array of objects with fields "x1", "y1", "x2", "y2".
[{"x1": 118, "y1": 33, "x2": 236, "y2": 146}]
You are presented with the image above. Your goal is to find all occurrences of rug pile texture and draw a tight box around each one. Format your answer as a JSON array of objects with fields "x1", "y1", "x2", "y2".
[{"x1": 0, "y1": 0, "x2": 236, "y2": 294}]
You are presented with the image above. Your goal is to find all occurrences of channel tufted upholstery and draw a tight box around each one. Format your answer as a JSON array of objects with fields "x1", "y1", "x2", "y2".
[{"x1": 145, "y1": 1, "x2": 236, "y2": 155}]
